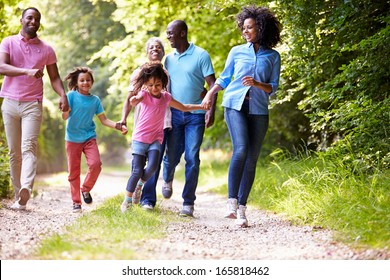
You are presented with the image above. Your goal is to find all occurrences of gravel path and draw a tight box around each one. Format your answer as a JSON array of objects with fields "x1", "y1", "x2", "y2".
[{"x1": 0, "y1": 171, "x2": 388, "y2": 260}]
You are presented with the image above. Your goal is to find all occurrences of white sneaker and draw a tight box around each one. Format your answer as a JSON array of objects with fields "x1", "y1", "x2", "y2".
[
  {"x1": 235, "y1": 205, "x2": 248, "y2": 228},
  {"x1": 141, "y1": 204, "x2": 154, "y2": 211},
  {"x1": 224, "y1": 198, "x2": 238, "y2": 219},
  {"x1": 121, "y1": 200, "x2": 132, "y2": 213},
  {"x1": 10, "y1": 201, "x2": 26, "y2": 211}
]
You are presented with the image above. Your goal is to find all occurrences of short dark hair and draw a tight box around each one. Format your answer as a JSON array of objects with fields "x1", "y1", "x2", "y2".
[{"x1": 22, "y1": 7, "x2": 41, "y2": 18}]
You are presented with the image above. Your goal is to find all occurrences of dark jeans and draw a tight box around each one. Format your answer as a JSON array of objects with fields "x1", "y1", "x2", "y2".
[
  {"x1": 126, "y1": 150, "x2": 159, "y2": 193},
  {"x1": 163, "y1": 108, "x2": 205, "y2": 206},
  {"x1": 224, "y1": 100, "x2": 269, "y2": 206},
  {"x1": 140, "y1": 128, "x2": 169, "y2": 207}
]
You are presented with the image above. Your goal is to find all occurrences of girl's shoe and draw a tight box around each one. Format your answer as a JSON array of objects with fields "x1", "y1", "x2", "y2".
[
  {"x1": 224, "y1": 198, "x2": 238, "y2": 219},
  {"x1": 10, "y1": 201, "x2": 26, "y2": 211},
  {"x1": 235, "y1": 205, "x2": 248, "y2": 228},
  {"x1": 121, "y1": 200, "x2": 132, "y2": 213},
  {"x1": 132, "y1": 184, "x2": 143, "y2": 204}
]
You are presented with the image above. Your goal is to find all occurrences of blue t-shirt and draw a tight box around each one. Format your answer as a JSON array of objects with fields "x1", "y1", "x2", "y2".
[
  {"x1": 164, "y1": 43, "x2": 214, "y2": 114},
  {"x1": 65, "y1": 90, "x2": 104, "y2": 143},
  {"x1": 218, "y1": 43, "x2": 281, "y2": 115}
]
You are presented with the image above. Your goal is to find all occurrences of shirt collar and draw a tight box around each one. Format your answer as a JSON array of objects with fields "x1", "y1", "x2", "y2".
[
  {"x1": 247, "y1": 42, "x2": 268, "y2": 53},
  {"x1": 174, "y1": 42, "x2": 195, "y2": 56},
  {"x1": 18, "y1": 32, "x2": 40, "y2": 44}
]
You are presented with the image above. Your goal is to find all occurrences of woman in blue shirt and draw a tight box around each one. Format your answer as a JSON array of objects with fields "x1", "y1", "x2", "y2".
[{"x1": 202, "y1": 6, "x2": 282, "y2": 227}]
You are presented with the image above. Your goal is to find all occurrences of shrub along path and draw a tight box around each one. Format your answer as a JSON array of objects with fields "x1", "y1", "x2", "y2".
[{"x1": 0, "y1": 171, "x2": 388, "y2": 260}]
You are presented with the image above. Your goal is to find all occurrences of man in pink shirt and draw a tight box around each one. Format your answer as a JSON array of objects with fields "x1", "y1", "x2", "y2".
[{"x1": 0, "y1": 7, "x2": 69, "y2": 210}]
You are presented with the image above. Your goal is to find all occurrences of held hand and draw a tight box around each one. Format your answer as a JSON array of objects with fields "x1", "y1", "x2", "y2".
[
  {"x1": 121, "y1": 125, "x2": 128, "y2": 135},
  {"x1": 59, "y1": 95, "x2": 69, "y2": 112},
  {"x1": 201, "y1": 94, "x2": 211, "y2": 110}
]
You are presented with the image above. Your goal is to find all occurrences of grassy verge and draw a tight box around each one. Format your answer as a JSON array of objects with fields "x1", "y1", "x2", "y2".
[
  {"x1": 210, "y1": 150, "x2": 389, "y2": 250},
  {"x1": 34, "y1": 196, "x2": 180, "y2": 259}
]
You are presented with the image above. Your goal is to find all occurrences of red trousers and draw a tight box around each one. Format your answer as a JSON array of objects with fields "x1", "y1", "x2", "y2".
[{"x1": 66, "y1": 139, "x2": 102, "y2": 204}]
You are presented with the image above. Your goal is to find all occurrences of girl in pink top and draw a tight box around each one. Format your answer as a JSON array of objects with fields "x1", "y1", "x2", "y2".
[{"x1": 121, "y1": 61, "x2": 205, "y2": 213}]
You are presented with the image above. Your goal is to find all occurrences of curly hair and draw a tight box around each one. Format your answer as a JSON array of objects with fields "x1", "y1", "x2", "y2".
[
  {"x1": 237, "y1": 6, "x2": 282, "y2": 49},
  {"x1": 64, "y1": 67, "x2": 94, "y2": 91},
  {"x1": 132, "y1": 61, "x2": 168, "y2": 95}
]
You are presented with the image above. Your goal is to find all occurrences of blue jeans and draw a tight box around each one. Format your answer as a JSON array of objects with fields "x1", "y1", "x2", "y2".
[
  {"x1": 163, "y1": 108, "x2": 205, "y2": 206},
  {"x1": 126, "y1": 140, "x2": 161, "y2": 193},
  {"x1": 224, "y1": 100, "x2": 269, "y2": 206},
  {"x1": 140, "y1": 128, "x2": 169, "y2": 207}
]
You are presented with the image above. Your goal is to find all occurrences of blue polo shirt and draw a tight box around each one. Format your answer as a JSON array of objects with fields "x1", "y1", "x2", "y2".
[
  {"x1": 65, "y1": 90, "x2": 104, "y2": 143},
  {"x1": 217, "y1": 43, "x2": 281, "y2": 115},
  {"x1": 164, "y1": 43, "x2": 214, "y2": 114}
]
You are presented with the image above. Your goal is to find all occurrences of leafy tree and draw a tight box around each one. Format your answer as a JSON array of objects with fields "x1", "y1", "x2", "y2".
[
  {"x1": 29, "y1": 0, "x2": 128, "y2": 169},
  {"x1": 0, "y1": 0, "x2": 22, "y2": 197},
  {"x1": 276, "y1": 0, "x2": 390, "y2": 168}
]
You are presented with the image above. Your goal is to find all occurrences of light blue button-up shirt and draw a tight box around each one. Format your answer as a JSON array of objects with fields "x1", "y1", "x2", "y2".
[{"x1": 217, "y1": 43, "x2": 281, "y2": 115}]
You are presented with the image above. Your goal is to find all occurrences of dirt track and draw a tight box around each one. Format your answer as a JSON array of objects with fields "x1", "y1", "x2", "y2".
[{"x1": 0, "y1": 171, "x2": 388, "y2": 260}]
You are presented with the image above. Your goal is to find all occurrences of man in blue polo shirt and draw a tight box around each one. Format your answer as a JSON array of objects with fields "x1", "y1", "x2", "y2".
[{"x1": 162, "y1": 20, "x2": 217, "y2": 217}]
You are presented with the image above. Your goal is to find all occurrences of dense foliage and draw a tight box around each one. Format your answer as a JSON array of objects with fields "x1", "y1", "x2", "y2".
[
  {"x1": 0, "y1": 0, "x2": 389, "y2": 198},
  {"x1": 0, "y1": 0, "x2": 19, "y2": 196},
  {"x1": 276, "y1": 0, "x2": 390, "y2": 170}
]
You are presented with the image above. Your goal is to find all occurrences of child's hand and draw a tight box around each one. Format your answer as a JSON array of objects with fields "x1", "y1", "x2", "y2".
[
  {"x1": 201, "y1": 94, "x2": 211, "y2": 110},
  {"x1": 130, "y1": 95, "x2": 142, "y2": 106},
  {"x1": 121, "y1": 125, "x2": 128, "y2": 135}
]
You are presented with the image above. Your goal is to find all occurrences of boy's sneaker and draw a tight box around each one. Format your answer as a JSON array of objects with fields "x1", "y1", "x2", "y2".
[
  {"x1": 82, "y1": 192, "x2": 93, "y2": 204},
  {"x1": 18, "y1": 187, "x2": 31, "y2": 206},
  {"x1": 235, "y1": 205, "x2": 248, "y2": 228},
  {"x1": 121, "y1": 200, "x2": 132, "y2": 213},
  {"x1": 10, "y1": 201, "x2": 26, "y2": 211},
  {"x1": 132, "y1": 184, "x2": 143, "y2": 204},
  {"x1": 162, "y1": 181, "x2": 173, "y2": 199},
  {"x1": 224, "y1": 198, "x2": 238, "y2": 219},
  {"x1": 141, "y1": 203, "x2": 154, "y2": 211},
  {"x1": 179, "y1": 205, "x2": 194, "y2": 217},
  {"x1": 73, "y1": 204, "x2": 82, "y2": 213}
]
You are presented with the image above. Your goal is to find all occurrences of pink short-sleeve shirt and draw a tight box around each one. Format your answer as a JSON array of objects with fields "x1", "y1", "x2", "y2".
[
  {"x1": 132, "y1": 90, "x2": 172, "y2": 144},
  {"x1": 0, "y1": 33, "x2": 57, "y2": 101}
]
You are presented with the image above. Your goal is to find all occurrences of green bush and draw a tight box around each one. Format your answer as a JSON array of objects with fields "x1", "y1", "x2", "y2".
[{"x1": 0, "y1": 101, "x2": 12, "y2": 198}]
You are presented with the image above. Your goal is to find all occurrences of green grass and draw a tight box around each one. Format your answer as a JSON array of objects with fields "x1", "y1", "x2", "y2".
[
  {"x1": 211, "y1": 151, "x2": 390, "y2": 250},
  {"x1": 34, "y1": 195, "x2": 180, "y2": 259}
]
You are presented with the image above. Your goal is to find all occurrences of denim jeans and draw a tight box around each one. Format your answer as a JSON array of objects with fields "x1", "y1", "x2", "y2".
[
  {"x1": 163, "y1": 108, "x2": 205, "y2": 206},
  {"x1": 126, "y1": 140, "x2": 161, "y2": 193},
  {"x1": 140, "y1": 128, "x2": 169, "y2": 207},
  {"x1": 1, "y1": 98, "x2": 42, "y2": 200},
  {"x1": 224, "y1": 100, "x2": 269, "y2": 206}
]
